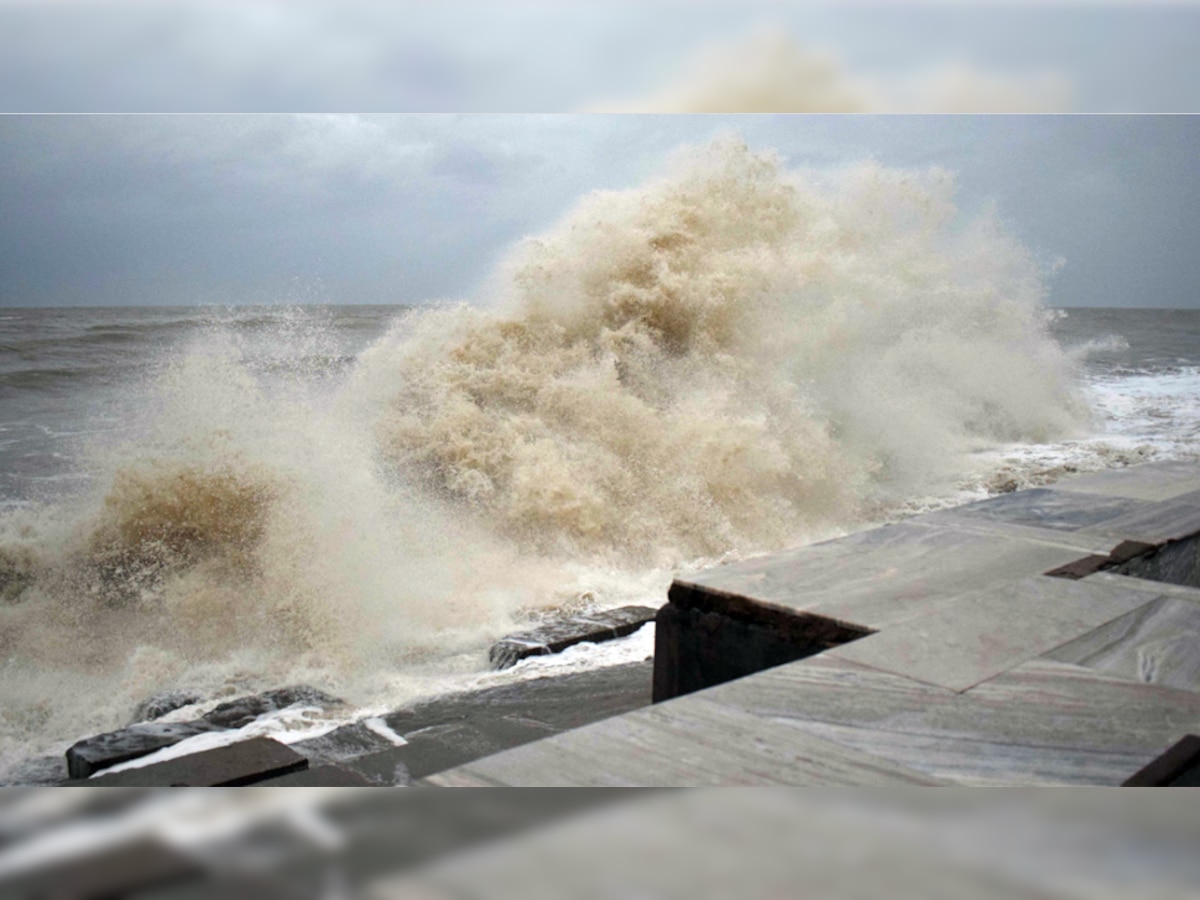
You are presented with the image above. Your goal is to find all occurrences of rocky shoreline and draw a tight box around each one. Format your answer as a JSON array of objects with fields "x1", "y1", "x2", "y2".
[{"x1": 20, "y1": 607, "x2": 658, "y2": 787}]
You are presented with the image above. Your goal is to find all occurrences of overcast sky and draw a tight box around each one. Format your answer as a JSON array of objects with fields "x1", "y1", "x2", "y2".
[
  {"x1": 1, "y1": 115, "x2": 1197, "y2": 309},
  {"x1": 3, "y1": 4, "x2": 1198, "y2": 112}
]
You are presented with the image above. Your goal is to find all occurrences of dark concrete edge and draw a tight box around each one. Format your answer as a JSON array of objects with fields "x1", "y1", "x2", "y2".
[
  {"x1": 1108, "y1": 539, "x2": 1162, "y2": 564},
  {"x1": 489, "y1": 606, "x2": 657, "y2": 670},
  {"x1": 652, "y1": 582, "x2": 874, "y2": 703},
  {"x1": 1121, "y1": 734, "x2": 1200, "y2": 786},
  {"x1": 1045, "y1": 538, "x2": 1163, "y2": 580},
  {"x1": 666, "y1": 580, "x2": 873, "y2": 644}
]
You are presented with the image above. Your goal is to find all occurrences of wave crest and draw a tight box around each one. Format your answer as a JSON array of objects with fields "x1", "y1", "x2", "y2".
[{"x1": 370, "y1": 138, "x2": 1085, "y2": 561}]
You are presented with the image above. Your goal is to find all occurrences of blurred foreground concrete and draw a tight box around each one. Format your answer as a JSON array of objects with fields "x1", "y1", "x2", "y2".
[{"x1": 1, "y1": 789, "x2": 1199, "y2": 898}]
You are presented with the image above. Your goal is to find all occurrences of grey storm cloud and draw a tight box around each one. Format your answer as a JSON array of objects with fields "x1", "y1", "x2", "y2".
[
  {"x1": 0, "y1": 115, "x2": 1198, "y2": 308},
  {"x1": 2, "y1": 3, "x2": 1200, "y2": 113}
]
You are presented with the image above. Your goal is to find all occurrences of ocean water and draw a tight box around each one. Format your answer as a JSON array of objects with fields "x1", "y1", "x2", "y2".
[{"x1": 1, "y1": 141, "x2": 1197, "y2": 780}]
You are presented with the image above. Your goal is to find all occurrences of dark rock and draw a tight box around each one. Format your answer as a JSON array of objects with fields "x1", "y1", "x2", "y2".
[
  {"x1": 63, "y1": 685, "x2": 342, "y2": 782},
  {"x1": 132, "y1": 690, "x2": 205, "y2": 723},
  {"x1": 201, "y1": 685, "x2": 343, "y2": 729},
  {"x1": 66, "y1": 737, "x2": 308, "y2": 787},
  {"x1": 51, "y1": 660, "x2": 651, "y2": 787},
  {"x1": 488, "y1": 605, "x2": 657, "y2": 670},
  {"x1": 66, "y1": 721, "x2": 221, "y2": 780}
]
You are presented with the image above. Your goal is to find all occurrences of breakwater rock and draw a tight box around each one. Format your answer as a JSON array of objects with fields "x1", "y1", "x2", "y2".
[
  {"x1": 65, "y1": 685, "x2": 343, "y2": 780},
  {"x1": 488, "y1": 605, "x2": 657, "y2": 670}
]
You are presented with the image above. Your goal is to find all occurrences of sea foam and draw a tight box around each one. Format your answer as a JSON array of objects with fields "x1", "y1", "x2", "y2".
[
  {"x1": 0, "y1": 137, "x2": 1089, "y2": 774},
  {"x1": 365, "y1": 137, "x2": 1085, "y2": 558}
]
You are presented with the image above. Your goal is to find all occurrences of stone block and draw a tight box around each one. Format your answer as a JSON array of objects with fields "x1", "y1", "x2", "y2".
[
  {"x1": 201, "y1": 685, "x2": 342, "y2": 729},
  {"x1": 66, "y1": 721, "x2": 220, "y2": 780},
  {"x1": 68, "y1": 737, "x2": 308, "y2": 786},
  {"x1": 488, "y1": 606, "x2": 656, "y2": 669},
  {"x1": 65, "y1": 685, "x2": 342, "y2": 780}
]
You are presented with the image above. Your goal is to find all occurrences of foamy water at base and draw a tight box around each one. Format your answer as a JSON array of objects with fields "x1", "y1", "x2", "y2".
[{"x1": 89, "y1": 622, "x2": 657, "y2": 780}]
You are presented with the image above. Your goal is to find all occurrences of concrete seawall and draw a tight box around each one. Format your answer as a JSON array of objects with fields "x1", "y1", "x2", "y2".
[{"x1": 431, "y1": 460, "x2": 1200, "y2": 786}]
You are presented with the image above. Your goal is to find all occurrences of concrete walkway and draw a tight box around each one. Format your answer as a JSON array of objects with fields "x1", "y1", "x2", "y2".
[{"x1": 429, "y1": 460, "x2": 1200, "y2": 786}]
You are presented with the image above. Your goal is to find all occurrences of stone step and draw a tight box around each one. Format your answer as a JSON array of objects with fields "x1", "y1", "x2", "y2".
[{"x1": 64, "y1": 737, "x2": 308, "y2": 786}]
